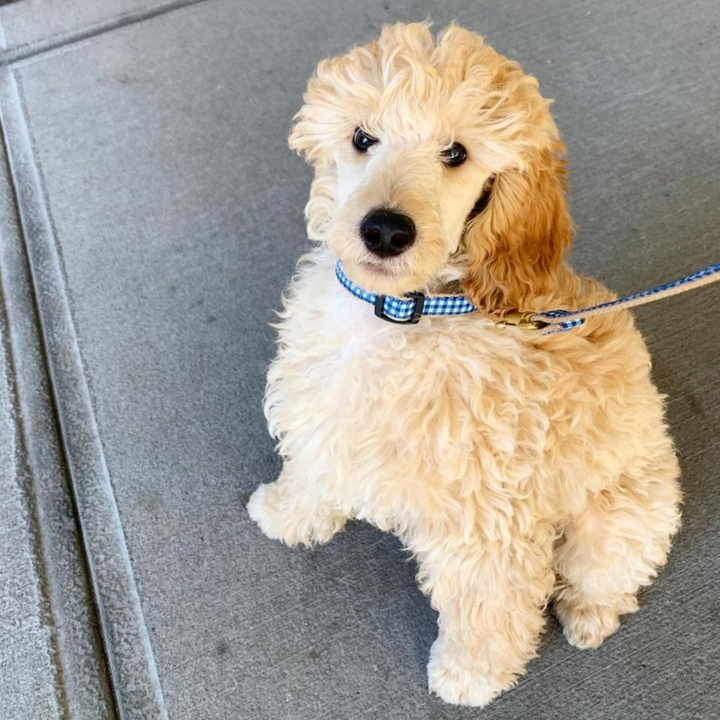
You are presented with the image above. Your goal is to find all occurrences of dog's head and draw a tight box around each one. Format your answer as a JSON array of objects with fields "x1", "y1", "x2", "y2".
[{"x1": 290, "y1": 22, "x2": 573, "y2": 314}]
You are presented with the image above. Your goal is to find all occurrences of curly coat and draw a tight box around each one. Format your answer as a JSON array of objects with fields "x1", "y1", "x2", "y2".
[{"x1": 248, "y1": 22, "x2": 681, "y2": 707}]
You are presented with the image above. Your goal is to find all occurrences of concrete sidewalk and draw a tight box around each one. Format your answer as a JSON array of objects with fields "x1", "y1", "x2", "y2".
[{"x1": 0, "y1": 1, "x2": 718, "y2": 719}]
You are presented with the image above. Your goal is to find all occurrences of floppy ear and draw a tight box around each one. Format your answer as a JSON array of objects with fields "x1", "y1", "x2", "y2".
[
  {"x1": 287, "y1": 70, "x2": 340, "y2": 242},
  {"x1": 287, "y1": 42, "x2": 383, "y2": 241},
  {"x1": 462, "y1": 140, "x2": 573, "y2": 315}
]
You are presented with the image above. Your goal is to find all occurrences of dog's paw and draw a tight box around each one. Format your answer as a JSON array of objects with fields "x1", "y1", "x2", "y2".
[
  {"x1": 427, "y1": 640, "x2": 506, "y2": 707},
  {"x1": 247, "y1": 483, "x2": 344, "y2": 547},
  {"x1": 555, "y1": 595, "x2": 636, "y2": 650}
]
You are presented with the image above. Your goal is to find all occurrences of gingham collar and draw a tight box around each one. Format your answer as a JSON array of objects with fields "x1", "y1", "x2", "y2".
[{"x1": 335, "y1": 260, "x2": 477, "y2": 324}]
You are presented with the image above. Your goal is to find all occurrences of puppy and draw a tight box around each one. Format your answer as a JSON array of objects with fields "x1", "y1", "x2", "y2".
[{"x1": 248, "y1": 22, "x2": 681, "y2": 707}]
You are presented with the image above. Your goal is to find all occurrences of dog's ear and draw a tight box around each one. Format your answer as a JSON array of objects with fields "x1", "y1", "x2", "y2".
[
  {"x1": 462, "y1": 141, "x2": 573, "y2": 315},
  {"x1": 288, "y1": 66, "x2": 340, "y2": 241},
  {"x1": 287, "y1": 43, "x2": 382, "y2": 241}
]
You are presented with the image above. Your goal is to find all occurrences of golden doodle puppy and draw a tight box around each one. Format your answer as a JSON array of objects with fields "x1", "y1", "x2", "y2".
[{"x1": 248, "y1": 22, "x2": 681, "y2": 706}]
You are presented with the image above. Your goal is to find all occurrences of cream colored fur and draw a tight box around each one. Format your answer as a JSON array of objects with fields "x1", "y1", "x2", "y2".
[{"x1": 247, "y1": 22, "x2": 681, "y2": 707}]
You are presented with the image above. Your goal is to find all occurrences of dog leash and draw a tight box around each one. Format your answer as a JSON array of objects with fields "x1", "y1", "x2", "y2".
[{"x1": 498, "y1": 261, "x2": 720, "y2": 335}]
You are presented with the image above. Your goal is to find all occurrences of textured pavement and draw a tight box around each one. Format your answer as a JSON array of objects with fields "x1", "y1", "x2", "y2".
[{"x1": 0, "y1": 1, "x2": 719, "y2": 719}]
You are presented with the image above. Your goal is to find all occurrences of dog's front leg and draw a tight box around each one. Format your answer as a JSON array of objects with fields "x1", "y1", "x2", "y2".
[
  {"x1": 421, "y1": 534, "x2": 554, "y2": 707},
  {"x1": 247, "y1": 466, "x2": 347, "y2": 547}
]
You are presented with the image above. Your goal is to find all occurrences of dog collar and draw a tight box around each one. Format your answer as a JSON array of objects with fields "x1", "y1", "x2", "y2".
[{"x1": 335, "y1": 260, "x2": 477, "y2": 324}]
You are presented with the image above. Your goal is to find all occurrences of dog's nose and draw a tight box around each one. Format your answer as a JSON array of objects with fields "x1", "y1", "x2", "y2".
[{"x1": 360, "y1": 209, "x2": 416, "y2": 257}]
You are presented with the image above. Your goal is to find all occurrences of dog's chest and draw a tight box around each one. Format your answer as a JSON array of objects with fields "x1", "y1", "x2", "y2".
[{"x1": 266, "y1": 268, "x2": 557, "y2": 522}]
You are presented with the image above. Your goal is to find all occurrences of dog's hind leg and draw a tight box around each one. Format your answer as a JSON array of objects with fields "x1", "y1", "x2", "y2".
[
  {"x1": 247, "y1": 466, "x2": 348, "y2": 547},
  {"x1": 553, "y1": 454, "x2": 681, "y2": 650}
]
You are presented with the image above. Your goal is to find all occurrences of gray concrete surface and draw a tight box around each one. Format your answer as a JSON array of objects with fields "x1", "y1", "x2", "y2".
[{"x1": 0, "y1": 1, "x2": 718, "y2": 719}]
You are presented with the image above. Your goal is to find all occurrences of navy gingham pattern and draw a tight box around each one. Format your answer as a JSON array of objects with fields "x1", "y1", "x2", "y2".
[
  {"x1": 553, "y1": 317, "x2": 586, "y2": 333},
  {"x1": 335, "y1": 261, "x2": 477, "y2": 320}
]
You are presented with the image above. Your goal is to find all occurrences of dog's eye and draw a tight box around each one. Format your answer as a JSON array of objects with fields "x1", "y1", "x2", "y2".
[
  {"x1": 441, "y1": 143, "x2": 467, "y2": 167},
  {"x1": 353, "y1": 128, "x2": 379, "y2": 153}
]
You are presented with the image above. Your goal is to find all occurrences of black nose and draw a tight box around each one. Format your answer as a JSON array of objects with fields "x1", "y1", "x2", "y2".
[{"x1": 360, "y1": 209, "x2": 416, "y2": 258}]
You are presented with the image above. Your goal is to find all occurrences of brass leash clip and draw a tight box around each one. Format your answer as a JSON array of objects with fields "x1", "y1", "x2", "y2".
[{"x1": 495, "y1": 312, "x2": 548, "y2": 331}]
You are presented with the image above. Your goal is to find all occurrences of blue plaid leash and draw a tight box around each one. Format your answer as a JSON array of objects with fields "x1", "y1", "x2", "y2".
[{"x1": 336, "y1": 260, "x2": 720, "y2": 334}]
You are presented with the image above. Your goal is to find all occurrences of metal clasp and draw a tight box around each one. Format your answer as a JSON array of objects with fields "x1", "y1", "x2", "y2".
[
  {"x1": 374, "y1": 292, "x2": 425, "y2": 324},
  {"x1": 495, "y1": 312, "x2": 547, "y2": 331}
]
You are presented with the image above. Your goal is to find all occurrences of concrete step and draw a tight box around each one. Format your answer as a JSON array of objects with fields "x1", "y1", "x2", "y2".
[{"x1": 0, "y1": 1, "x2": 719, "y2": 719}]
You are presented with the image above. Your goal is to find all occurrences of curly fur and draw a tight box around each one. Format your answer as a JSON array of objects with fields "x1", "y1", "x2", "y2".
[{"x1": 247, "y1": 22, "x2": 681, "y2": 707}]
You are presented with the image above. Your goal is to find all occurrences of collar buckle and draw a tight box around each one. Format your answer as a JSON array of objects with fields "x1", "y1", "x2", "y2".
[{"x1": 374, "y1": 292, "x2": 425, "y2": 324}]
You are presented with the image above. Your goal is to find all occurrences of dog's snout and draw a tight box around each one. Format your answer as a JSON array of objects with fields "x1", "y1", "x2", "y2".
[{"x1": 360, "y1": 209, "x2": 416, "y2": 258}]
